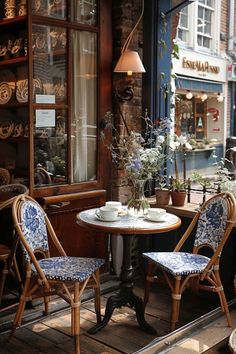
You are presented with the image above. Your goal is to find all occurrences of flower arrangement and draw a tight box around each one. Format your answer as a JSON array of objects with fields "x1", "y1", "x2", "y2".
[
  {"x1": 101, "y1": 111, "x2": 196, "y2": 210},
  {"x1": 101, "y1": 110, "x2": 173, "y2": 183},
  {"x1": 100, "y1": 111, "x2": 174, "y2": 215}
]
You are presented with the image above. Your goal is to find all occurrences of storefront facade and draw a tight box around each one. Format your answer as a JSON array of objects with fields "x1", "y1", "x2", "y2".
[{"x1": 172, "y1": 0, "x2": 229, "y2": 177}]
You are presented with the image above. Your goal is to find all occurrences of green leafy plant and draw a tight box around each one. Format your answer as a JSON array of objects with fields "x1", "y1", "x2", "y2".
[
  {"x1": 203, "y1": 137, "x2": 211, "y2": 145},
  {"x1": 171, "y1": 178, "x2": 187, "y2": 192},
  {"x1": 188, "y1": 138, "x2": 197, "y2": 149},
  {"x1": 51, "y1": 156, "x2": 66, "y2": 176},
  {"x1": 191, "y1": 171, "x2": 212, "y2": 188}
]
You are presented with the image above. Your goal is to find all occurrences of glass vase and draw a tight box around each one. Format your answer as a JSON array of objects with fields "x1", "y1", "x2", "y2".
[{"x1": 127, "y1": 179, "x2": 150, "y2": 217}]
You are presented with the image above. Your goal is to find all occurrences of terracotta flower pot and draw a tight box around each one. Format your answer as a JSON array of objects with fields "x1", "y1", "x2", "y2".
[
  {"x1": 171, "y1": 190, "x2": 187, "y2": 207},
  {"x1": 155, "y1": 188, "x2": 170, "y2": 206}
]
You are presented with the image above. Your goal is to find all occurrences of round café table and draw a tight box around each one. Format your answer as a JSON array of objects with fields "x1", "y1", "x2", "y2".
[{"x1": 77, "y1": 208, "x2": 181, "y2": 335}]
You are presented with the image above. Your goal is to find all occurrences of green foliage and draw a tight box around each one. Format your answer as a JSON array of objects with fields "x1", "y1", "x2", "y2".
[
  {"x1": 172, "y1": 43, "x2": 179, "y2": 60},
  {"x1": 171, "y1": 178, "x2": 187, "y2": 192},
  {"x1": 51, "y1": 156, "x2": 66, "y2": 176},
  {"x1": 203, "y1": 137, "x2": 210, "y2": 145},
  {"x1": 191, "y1": 171, "x2": 212, "y2": 188}
]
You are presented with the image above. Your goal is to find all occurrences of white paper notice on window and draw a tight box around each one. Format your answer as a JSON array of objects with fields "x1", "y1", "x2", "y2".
[
  {"x1": 36, "y1": 110, "x2": 56, "y2": 127},
  {"x1": 36, "y1": 94, "x2": 55, "y2": 104}
]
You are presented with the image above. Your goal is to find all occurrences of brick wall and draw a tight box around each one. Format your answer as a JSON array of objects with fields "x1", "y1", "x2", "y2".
[
  {"x1": 220, "y1": 0, "x2": 228, "y2": 53},
  {"x1": 111, "y1": 0, "x2": 144, "y2": 203}
]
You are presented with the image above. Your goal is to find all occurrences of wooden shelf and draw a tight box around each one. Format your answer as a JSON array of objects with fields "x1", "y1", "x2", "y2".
[
  {"x1": 0, "y1": 56, "x2": 27, "y2": 67},
  {"x1": 0, "y1": 102, "x2": 28, "y2": 108},
  {"x1": 0, "y1": 16, "x2": 27, "y2": 27},
  {"x1": 1, "y1": 137, "x2": 28, "y2": 143}
]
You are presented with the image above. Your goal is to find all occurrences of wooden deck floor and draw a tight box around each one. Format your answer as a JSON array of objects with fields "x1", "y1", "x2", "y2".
[{"x1": 0, "y1": 278, "x2": 226, "y2": 354}]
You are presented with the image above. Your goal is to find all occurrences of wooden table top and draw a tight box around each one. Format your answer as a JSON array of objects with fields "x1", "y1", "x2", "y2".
[{"x1": 77, "y1": 207, "x2": 181, "y2": 235}]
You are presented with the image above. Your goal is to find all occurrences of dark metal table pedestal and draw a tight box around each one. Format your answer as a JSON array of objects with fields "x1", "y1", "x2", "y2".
[{"x1": 88, "y1": 234, "x2": 156, "y2": 335}]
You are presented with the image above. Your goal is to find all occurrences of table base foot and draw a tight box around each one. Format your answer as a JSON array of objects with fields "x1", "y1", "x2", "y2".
[{"x1": 88, "y1": 288, "x2": 156, "y2": 335}]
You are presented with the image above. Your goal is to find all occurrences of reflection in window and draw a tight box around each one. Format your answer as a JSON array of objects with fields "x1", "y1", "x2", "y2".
[
  {"x1": 72, "y1": 0, "x2": 97, "y2": 25},
  {"x1": 32, "y1": 24, "x2": 67, "y2": 104},
  {"x1": 71, "y1": 31, "x2": 97, "y2": 183},
  {"x1": 32, "y1": 0, "x2": 67, "y2": 19},
  {"x1": 34, "y1": 110, "x2": 67, "y2": 186}
]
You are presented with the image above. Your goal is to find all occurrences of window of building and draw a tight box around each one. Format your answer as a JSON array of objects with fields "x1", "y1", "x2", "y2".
[
  {"x1": 197, "y1": 0, "x2": 214, "y2": 49},
  {"x1": 32, "y1": 0, "x2": 112, "y2": 193},
  {"x1": 177, "y1": 6, "x2": 189, "y2": 43}
]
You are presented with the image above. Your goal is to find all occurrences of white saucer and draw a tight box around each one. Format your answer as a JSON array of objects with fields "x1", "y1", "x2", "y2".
[
  {"x1": 95, "y1": 213, "x2": 120, "y2": 222},
  {"x1": 144, "y1": 214, "x2": 166, "y2": 222}
]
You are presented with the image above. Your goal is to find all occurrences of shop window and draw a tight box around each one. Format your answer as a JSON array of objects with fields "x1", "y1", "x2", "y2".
[
  {"x1": 30, "y1": 0, "x2": 111, "y2": 191},
  {"x1": 175, "y1": 95, "x2": 207, "y2": 140},
  {"x1": 194, "y1": 98, "x2": 207, "y2": 139}
]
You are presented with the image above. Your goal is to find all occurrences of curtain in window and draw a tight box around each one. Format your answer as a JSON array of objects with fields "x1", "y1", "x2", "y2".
[{"x1": 71, "y1": 30, "x2": 97, "y2": 182}]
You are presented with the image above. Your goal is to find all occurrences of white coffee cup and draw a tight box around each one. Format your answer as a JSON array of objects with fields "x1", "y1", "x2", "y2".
[
  {"x1": 105, "y1": 201, "x2": 122, "y2": 210},
  {"x1": 97, "y1": 206, "x2": 118, "y2": 221},
  {"x1": 147, "y1": 208, "x2": 166, "y2": 221}
]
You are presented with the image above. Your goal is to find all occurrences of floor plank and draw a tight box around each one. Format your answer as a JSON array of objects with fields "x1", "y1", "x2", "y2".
[{"x1": 0, "y1": 281, "x2": 231, "y2": 354}]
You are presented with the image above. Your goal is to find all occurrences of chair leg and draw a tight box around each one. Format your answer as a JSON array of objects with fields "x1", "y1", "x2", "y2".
[
  {"x1": 0, "y1": 260, "x2": 8, "y2": 306},
  {"x1": 214, "y1": 271, "x2": 232, "y2": 327},
  {"x1": 10, "y1": 274, "x2": 31, "y2": 338},
  {"x1": 170, "y1": 276, "x2": 182, "y2": 332},
  {"x1": 94, "y1": 269, "x2": 101, "y2": 323},
  {"x1": 144, "y1": 261, "x2": 157, "y2": 307},
  {"x1": 73, "y1": 283, "x2": 81, "y2": 354},
  {"x1": 12, "y1": 255, "x2": 23, "y2": 293}
]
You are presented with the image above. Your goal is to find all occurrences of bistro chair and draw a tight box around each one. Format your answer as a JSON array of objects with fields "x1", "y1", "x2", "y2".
[
  {"x1": 143, "y1": 192, "x2": 236, "y2": 332},
  {"x1": 10, "y1": 194, "x2": 105, "y2": 354},
  {"x1": 0, "y1": 184, "x2": 28, "y2": 305}
]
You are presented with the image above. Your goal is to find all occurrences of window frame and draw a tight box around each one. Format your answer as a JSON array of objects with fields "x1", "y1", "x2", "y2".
[
  {"x1": 32, "y1": 0, "x2": 112, "y2": 198},
  {"x1": 177, "y1": 6, "x2": 189, "y2": 44}
]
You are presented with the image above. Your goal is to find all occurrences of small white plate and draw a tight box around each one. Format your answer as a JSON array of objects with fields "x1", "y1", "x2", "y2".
[
  {"x1": 95, "y1": 213, "x2": 120, "y2": 222},
  {"x1": 144, "y1": 214, "x2": 166, "y2": 222}
]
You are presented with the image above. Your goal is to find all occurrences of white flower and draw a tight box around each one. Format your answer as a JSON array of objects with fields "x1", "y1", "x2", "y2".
[
  {"x1": 185, "y1": 142, "x2": 192, "y2": 150},
  {"x1": 178, "y1": 135, "x2": 187, "y2": 145},
  {"x1": 156, "y1": 135, "x2": 165, "y2": 144}
]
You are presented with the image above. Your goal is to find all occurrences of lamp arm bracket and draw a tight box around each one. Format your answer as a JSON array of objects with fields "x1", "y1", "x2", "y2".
[
  {"x1": 122, "y1": 0, "x2": 144, "y2": 53},
  {"x1": 114, "y1": 87, "x2": 134, "y2": 102}
]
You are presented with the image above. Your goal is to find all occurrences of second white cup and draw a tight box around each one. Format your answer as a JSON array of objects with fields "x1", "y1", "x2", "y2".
[
  {"x1": 98, "y1": 206, "x2": 118, "y2": 221},
  {"x1": 105, "y1": 201, "x2": 122, "y2": 210},
  {"x1": 147, "y1": 208, "x2": 166, "y2": 221}
]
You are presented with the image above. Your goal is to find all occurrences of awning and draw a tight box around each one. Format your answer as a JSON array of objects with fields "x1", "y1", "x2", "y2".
[
  {"x1": 175, "y1": 76, "x2": 223, "y2": 93},
  {"x1": 165, "y1": 0, "x2": 197, "y2": 16}
]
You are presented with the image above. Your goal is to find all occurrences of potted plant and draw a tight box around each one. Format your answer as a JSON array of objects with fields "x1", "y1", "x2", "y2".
[
  {"x1": 171, "y1": 177, "x2": 187, "y2": 206},
  {"x1": 188, "y1": 138, "x2": 197, "y2": 150},
  {"x1": 203, "y1": 137, "x2": 211, "y2": 149},
  {"x1": 155, "y1": 175, "x2": 171, "y2": 206}
]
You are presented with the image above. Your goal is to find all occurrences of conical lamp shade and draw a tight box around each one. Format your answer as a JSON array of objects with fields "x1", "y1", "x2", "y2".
[{"x1": 114, "y1": 50, "x2": 145, "y2": 74}]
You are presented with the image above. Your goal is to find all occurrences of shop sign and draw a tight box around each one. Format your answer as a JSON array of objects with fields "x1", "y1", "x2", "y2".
[
  {"x1": 182, "y1": 57, "x2": 220, "y2": 74},
  {"x1": 227, "y1": 64, "x2": 236, "y2": 81}
]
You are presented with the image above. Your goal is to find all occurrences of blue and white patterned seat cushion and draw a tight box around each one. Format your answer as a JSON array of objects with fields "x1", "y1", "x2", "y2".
[
  {"x1": 143, "y1": 252, "x2": 210, "y2": 276},
  {"x1": 31, "y1": 256, "x2": 105, "y2": 282}
]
